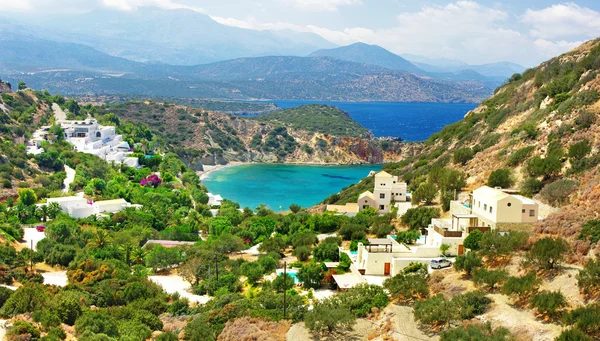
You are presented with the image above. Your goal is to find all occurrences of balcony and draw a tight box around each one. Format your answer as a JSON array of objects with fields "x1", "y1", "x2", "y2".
[{"x1": 433, "y1": 226, "x2": 463, "y2": 238}]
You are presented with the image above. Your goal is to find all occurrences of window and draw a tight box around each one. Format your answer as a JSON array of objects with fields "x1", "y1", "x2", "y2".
[
  {"x1": 522, "y1": 209, "x2": 525, "y2": 213},
  {"x1": 379, "y1": 205, "x2": 385, "y2": 210},
  {"x1": 96, "y1": 131, "x2": 101, "y2": 138},
  {"x1": 484, "y1": 204, "x2": 487, "y2": 210},
  {"x1": 364, "y1": 200, "x2": 368, "y2": 203},
  {"x1": 507, "y1": 202, "x2": 512, "y2": 207},
  {"x1": 363, "y1": 205, "x2": 369, "y2": 209},
  {"x1": 529, "y1": 210, "x2": 535, "y2": 217},
  {"x1": 478, "y1": 201, "x2": 480, "y2": 208},
  {"x1": 380, "y1": 193, "x2": 385, "y2": 199},
  {"x1": 490, "y1": 207, "x2": 493, "y2": 213}
]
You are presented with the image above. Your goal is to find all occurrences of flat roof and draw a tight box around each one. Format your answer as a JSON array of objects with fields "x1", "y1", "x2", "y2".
[
  {"x1": 368, "y1": 238, "x2": 393, "y2": 245},
  {"x1": 324, "y1": 262, "x2": 340, "y2": 268},
  {"x1": 332, "y1": 274, "x2": 364, "y2": 289},
  {"x1": 513, "y1": 195, "x2": 536, "y2": 205},
  {"x1": 95, "y1": 199, "x2": 128, "y2": 205},
  {"x1": 452, "y1": 214, "x2": 479, "y2": 219},
  {"x1": 143, "y1": 240, "x2": 196, "y2": 248}
]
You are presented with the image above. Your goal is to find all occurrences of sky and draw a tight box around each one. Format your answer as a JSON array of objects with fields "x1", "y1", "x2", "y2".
[{"x1": 1, "y1": 0, "x2": 600, "y2": 66}]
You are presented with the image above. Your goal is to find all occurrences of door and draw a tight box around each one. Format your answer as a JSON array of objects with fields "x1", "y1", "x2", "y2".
[
  {"x1": 458, "y1": 245, "x2": 464, "y2": 255},
  {"x1": 384, "y1": 263, "x2": 391, "y2": 275}
]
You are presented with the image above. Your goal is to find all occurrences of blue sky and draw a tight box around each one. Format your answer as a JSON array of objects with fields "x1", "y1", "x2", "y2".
[{"x1": 2, "y1": 0, "x2": 600, "y2": 66}]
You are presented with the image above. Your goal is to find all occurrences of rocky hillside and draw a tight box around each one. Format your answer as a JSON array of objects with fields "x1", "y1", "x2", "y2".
[
  {"x1": 93, "y1": 102, "x2": 413, "y2": 168},
  {"x1": 330, "y1": 38, "x2": 600, "y2": 260}
]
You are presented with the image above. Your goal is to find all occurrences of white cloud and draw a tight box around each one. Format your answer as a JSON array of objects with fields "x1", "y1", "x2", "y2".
[
  {"x1": 285, "y1": 0, "x2": 361, "y2": 12},
  {"x1": 101, "y1": 0, "x2": 204, "y2": 12},
  {"x1": 0, "y1": 0, "x2": 32, "y2": 11},
  {"x1": 522, "y1": 3, "x2": 600, "y2": 40}
]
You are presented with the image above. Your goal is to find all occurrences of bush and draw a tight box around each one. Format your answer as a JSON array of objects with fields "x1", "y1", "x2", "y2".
[
  {"x1": 370, "y1": 223, "x2": 394, "y2": 238},
  {"x1": 521, "y1": 177, "x2": 543, "y2": 196},
  {"x1": 473, "y1": 269, "x2": 508, "y2": 291},
  {"x1": 463, "y1": 230, "x2": 482, "y2": 250},
  {"x1": 396, "y1": 230, "x2": 420, "y2": 245},
  {"x1": 338, "y1": 223, "x2": 366, "y2": 241},
  {"x1": 576, "y1": 259, "x2": 600, "y2": 299},
  {"x1": 7, "y1": 320, "x2": 41, "y2": 340},
  {"x1": 575, "y1": 110, "x2": 596, "y2": 129},
  {"x1": 412, "y1": 182, "x2": 437, "y2": 204},
  {"x1": 383, "y1": 272, "x2": 428, "y2": 302},
  {"x1": 453, "y1": 251, "x2": 482, "y2": 276},
  {"x1": 453, "y1": 148, "x2": 474, "y2": 165},
  {"x1": 563, "y1": 304, "x2": 600, "y2": 339},
  {"x1": 441, "y1": 323, "x2": 513, "y2": 341},
  {"x1": 487, "y1": 169, "x2": 514, "y2": 189},
  {"x1": 530, "y1": 291, "x2": 567, "y2": 320},
  {"x1": 568, "y1": 140, "x2": 591, "y2": 160},
  {"x1": 502, "y1": 272, "x2": 539, "y2": 304},
  {"x1": 453, "y1": 290, "x2": 492, "y2": 320},
  {"x1": 240, "y1": 262, "x2": 265, "y2": 285},
  {"x1": 75, "y1": 311, "x2": 119, "y2": 338},
  {"x1": 526, "y1": 155, "x2": 562, "y2": 179},
  {"x1": 297, "y1": 262, "x2": 323, "y2": 290},
  {"x1": 579, "y1": 220, "x2": 600, "y2": 243},
  {"x1": 525, "y1": 237, "x2": 568, "y2": 271},
  {"x1": 414, "y1": 294, "x2": 456, "y2": 328},
  {"x1": 479, "y1": 230, "x2": 528, "y2": 261},
  {"x1": 305, "y1": 298, "x2": 355, "y2": 334},
  {"x1": 508, "y1": 146, "x2": 535, "y2": 166},
  {"x1": 401, "y1": 207, "x2": 440, "y2": 230}
]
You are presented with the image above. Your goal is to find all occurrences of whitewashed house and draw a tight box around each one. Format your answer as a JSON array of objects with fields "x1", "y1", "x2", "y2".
[
  {"x1": 470, "y1": 186, "x2": 539, "y2": 228},
  {"x1": 42, "y1": 196, "x2": 141, "y2": 218}
]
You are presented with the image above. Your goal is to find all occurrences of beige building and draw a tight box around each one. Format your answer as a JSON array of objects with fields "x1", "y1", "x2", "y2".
[
  {"x1": 41, "y1": 196, "x2": 141, "y2": 219},
  {"x1": 359, "y1": 171, "x2": 408, "y2": 214},
  {"x1": 470, "y1": 186, "x2": 538, "y2": 228}
]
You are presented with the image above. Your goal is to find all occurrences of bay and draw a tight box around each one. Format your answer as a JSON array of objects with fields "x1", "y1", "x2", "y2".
[
  {"x1": 202, "y1": 163, "x2": 381, "y2": 211},
  {"x1": 272, "y1": 100, "x2": 477, "y2": 142}
]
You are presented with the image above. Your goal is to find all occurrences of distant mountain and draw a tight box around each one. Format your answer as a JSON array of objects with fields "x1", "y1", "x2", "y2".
[
  {"x1": 9, "y1": 7, "x2": 336, "y2": 65},
  {"x1": 309, "y1": 43, "x2": 423, "y2": 74},
  {"x1": 402, "y1": 53, "x2": 526, "y2": 79}
]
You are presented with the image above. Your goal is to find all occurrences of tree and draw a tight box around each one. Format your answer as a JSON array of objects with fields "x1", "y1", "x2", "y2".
[
  {"x1": 412, "y1": 182, "x2": 437, "y2": 204},
  {"x1": 453, "y1": 147, "x2": 474, "y2": 165},
  {"x1": 464, "y1": 230, "x2": 483, "y2": 250},
  {"x1": 338, "y1": 223, "x2": 367, "y2": 241},
  {"x1": 7, "y1": 320, "x2": 40, "y2": 340},
  {"x1": 240, "y1": 262, "x2": 265, "y2": 285},
  {"x1": 441, "y1": 323, "x2": 513, "y2": 341},
  {"x1": 396, "y1": 230, "x2": 420, "y2": 245},
  {"x1": 525, "y1": 237, "x2": 568, "y2": 271},
  {"x1": 414, "y1": 294, "x2": 456, "y2": 328},
  {"x1": 440, "y1": 244, "x2": 450, "y2": 257},
  {"x1": 479, "y1": 230, "x2": 528, "y2": 262},
  {"x1": 539, "y1": 179, "x2": 578, "y2": 206},
  {"x1": 0, "y1": 284, "x2": 50, "y2": 317},
  {"x1": 45, "y1": 218, "x2": 76, "y2": 243},
  {"x1": 75, "y1": 311, "x2": 119, "y2": 338},
  {"x1": 305, "y1": 299, "x2": 355, "y2": 334},
  {"x1": 568, "y1": 140, "x2": 591, "y2": 160},
  {"x1": 289, "y1": 204, "x2": 302, "y2": 213},
  {"x1": 17, "y1": 81, "x2": 27, "y2": 90},
  {"x1": 17, "y1": 188, "x2": 37, "y2": 206},
  {"x1": 313, "y1": 240, "x2": 340, "y2": 262},
  {"x1": 297, "y1": 262, "x2": 323, "y2": 290},
  {"x1": 526, "y1": 155, "x2": 562, "y2": 179},
  {"x1": 530, "y1": 291, "x2": 567, "y2": 320},
  {"x1": 292, "y1": 245, "x2": 311, "y2": 262},
  {"x1": 473, "y1": 269, "x2": 508, "y2": 291},
  {"x1": 454, "y1": 251, "x2": 482, "y2": 276},
  {"x1": 576, "y1": 259, "x2": 600, "y2": 299},
  {"x1": 258, "y1": 236, "x2": 286, "y2": 254},
  {"x1": 144, "y1": 246, "x2": 183, "y2": 271},
  {"x1": 383, "y1": 272, "x2": 428, "y2": 302},
  {"x1": 401, "y1": 207, "x2": 440, "y2": 230},
  {"x1": 272, "y1": 274, "x2": 295, "y2": 293},
  {"x1": 487, "y1": 169, "x2": 514, "y2": 189}
]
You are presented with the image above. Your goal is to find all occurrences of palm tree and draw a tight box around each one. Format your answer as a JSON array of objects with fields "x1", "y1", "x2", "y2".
[
  {"x1": 47, "y1": 202, "x2": 61, "y2": 219},
  {"x1": 132, "y1": 247, "x2": 146, "y2": 265},
  {"x1": 93, "y1": 230, "x2": 110, "y2": 249},
  {"x1": 119, "y1": 243, "x2": 134, "y2": 266},
  {"x1": 39, "y1": 205, "x2": 49, "y2": 222}
]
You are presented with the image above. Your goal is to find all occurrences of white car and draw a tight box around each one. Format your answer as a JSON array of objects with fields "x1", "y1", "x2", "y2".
[{"x1": 430, "y1": 258, "x2": 452, "y2": 269}]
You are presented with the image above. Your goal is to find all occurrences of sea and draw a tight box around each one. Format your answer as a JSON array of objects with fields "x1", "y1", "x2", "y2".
[{"x1": 204, "y1": 101, "x2": 477, "y2": 210}]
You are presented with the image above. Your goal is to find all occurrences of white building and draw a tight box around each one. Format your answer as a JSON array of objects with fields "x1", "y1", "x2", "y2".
[
  {"x1": 41, "y1": 196, "x2": 141, "y2": 219},
  {"x1": 359, "y1": 171, "x2": 408, "y2": 214},
  {"x1": 207, "y1": 193, "x2": 223, "y2": 207},
  {"x1": 26, "y1": 126, "x2": 50, "y2": 155},
  {"x1": 470, "y1": 186, "x2": 539, "y2": 228},
  {"x1": 59, "y1": 118, "x2": 139, "y2": 168}
]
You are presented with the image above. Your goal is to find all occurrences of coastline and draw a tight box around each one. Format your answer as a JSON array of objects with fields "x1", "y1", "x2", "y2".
[{"x1": 198, "y1": 161, "x2": 245, "y2": 180}]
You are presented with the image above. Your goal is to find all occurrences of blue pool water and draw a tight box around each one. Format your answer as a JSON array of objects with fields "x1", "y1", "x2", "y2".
[
  {"x1": 271, "y1": 101, "x2": 477, "y2": 141},
  {"x1": 276, "y1": 269, "x2": 300, "y2": 283},
  {"x1": 203, "y1": 163, "x2": 381, "y2": 211},
  {"x1": 350, "y1": 251, "x2": 358, "y2": 256}
]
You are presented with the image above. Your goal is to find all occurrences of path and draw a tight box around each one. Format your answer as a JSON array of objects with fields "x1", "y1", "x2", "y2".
[
  {"x1": 242, "y1": 243, "x2": 261, "y2": 256},
  {"x1": 149, "y1": 275, "x2": 211, "y2": 304},
  {"x1": 42, "y1": 271, "x2": 68, "y2": 287},
  {"x1": 63, "y1": 165, "x2": 75, "y2": 193},
  {"x1": 22, "y1": 228, "x2": 46, "y2": 251},
  {"x1": 52, "y1": 103, "x2": 66, "y2": 121},
  {"x1": 395, "y1": 202, "x2": 412, "y2": 218}
]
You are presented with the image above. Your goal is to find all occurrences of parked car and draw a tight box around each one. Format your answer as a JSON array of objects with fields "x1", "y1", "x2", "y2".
[
  {"x1": 430, "y1": 258, "x2": 451, "y2": 269},
  {"x1": 36, "y1": 225, "x2": 46, "y2": 232}
]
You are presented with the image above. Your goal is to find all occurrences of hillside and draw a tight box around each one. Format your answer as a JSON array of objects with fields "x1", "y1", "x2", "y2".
[
  {"x1": 254, "y1": 105, "x2": 370, "y2": 138},
  {"x1": 93, "y1": 102, "x2": 409, "y2": 167},
  {"x1": 309, "y1": 42, "x2": 424, "y2": 74},
  {"x1": 327, "y1": 38, "x2": 600, "y2": 260}
]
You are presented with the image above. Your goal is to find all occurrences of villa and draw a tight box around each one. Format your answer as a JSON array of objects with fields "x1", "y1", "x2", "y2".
[
  {"x1": 327, "y1": 171, "x2": 409, "y2": 216},
  {"x1": 207, "y1": 193, "x2": 223, "y2": 207},
  {"x1": 41, "y1": 196, "x2": 141, "y2": 219},
  {"x1": 28, "y1": 118, "x2": 139, "y2": 168},
  {"x1": 349, "y1": 185, "x2": 539, "y2": 277}
]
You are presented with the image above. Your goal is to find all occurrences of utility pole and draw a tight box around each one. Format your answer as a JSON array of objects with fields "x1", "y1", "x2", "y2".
[
  {"x1": 283, "y1": 261, "x2": 287, "y2": 319},
  {"x1": 215, "y1": 257, "x2": 219, "y2": 281},
  {"x1": 30, "y1": 240, "x2": 33, "y2": 272}
]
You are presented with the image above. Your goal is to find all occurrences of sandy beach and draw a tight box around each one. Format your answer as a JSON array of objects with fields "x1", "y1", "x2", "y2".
[{"x1": 198, "y1": 161, "x2": 245, "y2": 180}]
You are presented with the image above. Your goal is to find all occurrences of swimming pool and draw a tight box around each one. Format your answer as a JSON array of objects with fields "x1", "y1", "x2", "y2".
[
  {"x1": 276, "y1": 269, "x2": 300, "y2": 284},
  {"x1": 390, "y1": 235, "x2": 427, "y2": 244}
]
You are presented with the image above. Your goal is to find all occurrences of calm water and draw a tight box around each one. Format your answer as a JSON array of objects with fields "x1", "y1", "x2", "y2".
[
  {"x1": 271, "y1": 100, "x2": 477, "y2": 141},
  {"x1": 203, "y1": 163, "x2": 381, "y2": 211}
]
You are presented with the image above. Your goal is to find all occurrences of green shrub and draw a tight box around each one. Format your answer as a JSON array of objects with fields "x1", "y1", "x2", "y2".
[
  {"x1": 530, "y1": 291, "x2": 567, "y2": 319},
  {"x1": 487, "y1": 169, "x2": 514, "y2": 188},
  {"x1": 521, "y1": 177, "x2": 543, "y2": 197},
  {"x1": 383, "y1": 272, "x2": 428, "y2": 302},
  {"x1": 7, "y1": 320, "x2": 41, "y2": 340},
  {"x1": 568, "y1": 140, "x2": 591, "y2": 160},
  {"x1": 539, "y1": 179, "x2": 578, "y2": 206},
  {"x1": 396, "y1": 230, "x2": 420, "y2": 245},
  {"x1": 576, "y1": 258, "x2": 600, "y2": 299},
  {"x1": 401, "y1": 207, "x2": 440, "y2": 230},
  {"x1": 464, "y1": 230, "x2": 483, "y2": 250},
  {"x1": 563, "y1": 304, "x2": 600, "y2": 339},
  {"x1": 453, "y1": 251, "x2": 482, "y2": 276},
  {"x1": 453, "y1": 148, "x2": 474, "y2": 165},
  {"x1": 473, "y1": 269, "x2": 508, "y2": 291},
  {"x1": 525, "y1": 237, "x2": 568, "y2": 271},
  {"x1": 502, "y1": 272, "x2": 540, "y2": 303},
  {"x1": 292, "y1": 245, "x2": 311, "y2": 262},
  {"x1": 555, "y1": 329, "x2": 593, "y2": 341},
  {"x1": 441, "y1": 323, "x2": 513, "y2": 341}
]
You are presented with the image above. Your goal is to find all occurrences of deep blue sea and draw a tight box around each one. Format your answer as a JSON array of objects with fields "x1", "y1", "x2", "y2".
[{"x1": 272, "y1": 100, "x2": 477, "y2": 142}]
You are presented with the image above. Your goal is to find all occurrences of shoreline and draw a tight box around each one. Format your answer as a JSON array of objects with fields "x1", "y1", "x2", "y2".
[{"x1": 198, "y1": 161, "x2": 245, "y2": 180}]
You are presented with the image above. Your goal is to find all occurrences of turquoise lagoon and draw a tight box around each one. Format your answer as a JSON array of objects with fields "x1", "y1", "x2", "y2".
[{"x1": 202, "y1": 163, "x2": 381, "y2": 211}]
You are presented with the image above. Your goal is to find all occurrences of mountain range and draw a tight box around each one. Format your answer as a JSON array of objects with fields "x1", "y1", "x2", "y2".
[{"x1": 0, "y1": 7, "x2": 525, "y2": 103}]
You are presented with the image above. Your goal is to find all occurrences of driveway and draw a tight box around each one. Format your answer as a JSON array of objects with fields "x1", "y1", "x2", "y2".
[
  {"x1": 149, "y1": 275, "x2": 211, "y2": 304},
  {"x1": 52, "y1": 103, "x2": 66, "y2": 121},
  {"x1": 22, "y1": 228, "x2": 46, "y2": 251},
  {"x1": 42, "y1": 271, "x2": 68, "y2": 287},
  {"x1": 395, "y1": 202, "x2": 412, "y2": 218},
  {"x1": 63, "y1": 165, "x2": 76, "y2": 193}
]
